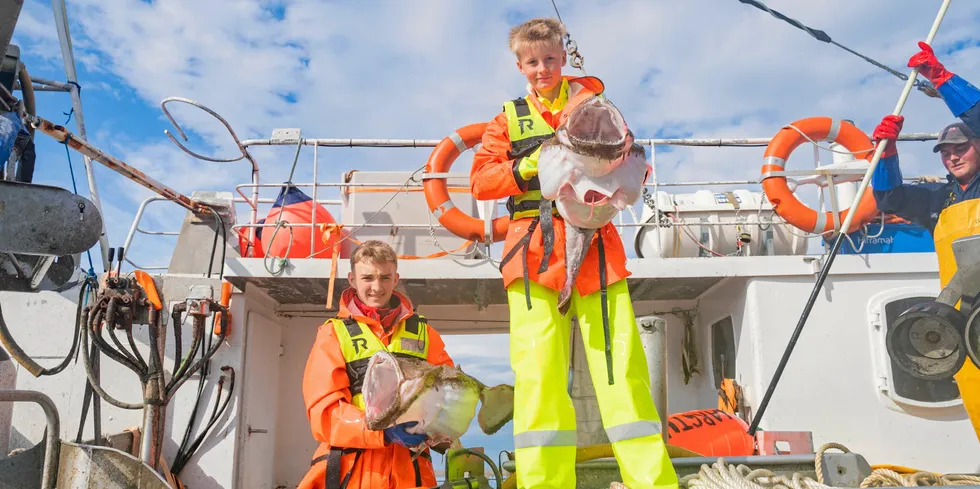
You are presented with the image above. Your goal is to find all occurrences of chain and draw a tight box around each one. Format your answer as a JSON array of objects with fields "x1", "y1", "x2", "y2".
[
  {"x1": 566, "y1": 35, "x2": 585, "y2": 73},
  {"x1": 550, "y1": 0, "x2": 586, "y2": 74}
]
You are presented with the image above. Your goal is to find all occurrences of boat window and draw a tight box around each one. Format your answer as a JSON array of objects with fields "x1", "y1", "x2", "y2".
[
  {"x1": 884, "y1": 296, "x2": 960, "y2": 404},
  {"x1": 711, "y1": 316, "x2": 736, "y2": 388}
]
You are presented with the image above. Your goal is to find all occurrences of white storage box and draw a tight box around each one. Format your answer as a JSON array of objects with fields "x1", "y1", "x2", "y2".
[
  {"x1": 340, "y1": 171, "x2": 478, "y2": 259},
  {"x1": 633, "y1": 189, "x2": 808, "y2": 258}
]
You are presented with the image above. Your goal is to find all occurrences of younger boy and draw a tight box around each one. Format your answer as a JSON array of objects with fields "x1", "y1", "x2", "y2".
[
  {"x1": 470, "y1": 17, "x2": 679, "y2": 489},
  {"x1": 297, "y1": 240, "x2": 455, "y2": 489}
]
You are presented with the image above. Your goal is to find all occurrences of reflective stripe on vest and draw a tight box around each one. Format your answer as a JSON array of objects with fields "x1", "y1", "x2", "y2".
[
  {"x1": 503, "y1": 97, "x2": 558, "y2": 220},
  {"x1": 332, "y1": 314, "x2": 430, "y2": 408}
]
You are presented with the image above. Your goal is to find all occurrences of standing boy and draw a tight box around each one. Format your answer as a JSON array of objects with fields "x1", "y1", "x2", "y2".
[
  {"x1": 470, "y1": 17, "x2": 678, "y2": 489},
  {"x1": 297, "y1": 240, "x2": 455, "y2": 489}
]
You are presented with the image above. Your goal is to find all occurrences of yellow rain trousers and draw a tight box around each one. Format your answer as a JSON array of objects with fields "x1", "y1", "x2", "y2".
[
  {"x1": 507, "y1": 279, "x2": 679, "y2": 489},
  {"x1": 932, "y1": 199, "x2": 980, "y2": 444}
]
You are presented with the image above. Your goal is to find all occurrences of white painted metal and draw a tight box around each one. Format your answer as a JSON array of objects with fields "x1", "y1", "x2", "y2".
[
  {"x1": 339, "y1": 170, "x2": 478, "y2": 259},
  {"x1": 703, "y1": 276, "x2": 979, "y2": 473},
  {"x1": 224, "y1": 252, "x2": 941, "y2": 284},
  {"x1": 236, "y1": 309, "x2": 283, "y2": 488}
]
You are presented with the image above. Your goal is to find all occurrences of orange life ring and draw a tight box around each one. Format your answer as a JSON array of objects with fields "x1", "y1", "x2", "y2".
[
  {"x1": 761, "y1": 117, "x2": 880, "y2": 235},
  {"x1": 423, "y1": 123, "x2": 509, "y2": 242},
  {"x1": 666, "y1": 409, "x2": 755, "y2": 457}
]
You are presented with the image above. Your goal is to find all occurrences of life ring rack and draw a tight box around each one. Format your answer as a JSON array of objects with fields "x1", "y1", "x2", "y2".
[
  {"x1": 423, "y1": 123, "x2": 509, "y2": 243},
  {"x1": 760, "y1": 117, "x2": 880, "y2": 235}
]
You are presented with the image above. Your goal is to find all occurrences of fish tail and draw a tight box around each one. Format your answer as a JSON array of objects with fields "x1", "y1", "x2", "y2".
[
  {"x1": 558, "y1": 295, "x2": 572, "y2": 316},
  {"x1": 477, "y1": 384, "x2": 515, "y2": 435}
]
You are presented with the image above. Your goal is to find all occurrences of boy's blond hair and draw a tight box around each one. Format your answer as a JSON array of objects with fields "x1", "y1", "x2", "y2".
[
  {"x1": 350, "y1": 240, "x2": 398, "y2": 270},
  {"x1": 509, "y1": 17, "x2": 566, "y2": 57}
]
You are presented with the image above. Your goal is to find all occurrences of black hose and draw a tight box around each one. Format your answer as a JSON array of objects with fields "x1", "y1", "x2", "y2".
[
  {"x1": 173, "y1": 320, "x2": 210, "y2": 470},
  {"x1": 0, "y1": 276, "x2": 94, "y2": 377},
  {"x1": 79, "y1": 307, "x2": 142, "y2": 410},
  {"x1": 166, "y1": 307, "x2": 228, "y2": 401},
  {"x1": 206, "y1": 207, "x2": 227, "y2": 280},
  {"x1": 17, "y1": 62, "x2": 35, "y2": 136},
  {"x1": 171, "y1": 366, "x2": 235, "y2": 475}
]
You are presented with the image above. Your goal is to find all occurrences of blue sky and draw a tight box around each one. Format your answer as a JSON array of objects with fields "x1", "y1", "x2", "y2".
[{"x1": 11, "y1": 0, "x2": 980, "y2": 478}]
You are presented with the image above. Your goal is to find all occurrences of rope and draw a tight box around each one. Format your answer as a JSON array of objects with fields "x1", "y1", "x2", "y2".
[
  {"x1": 63, "y1": 136, "x2": 97, "y2": 276},
  {"x1": 675, "y1": 443, "x2": 980, "y2": 489},
  {"x1": 736, "y1": 0, "x2": 939, "y2": 99},
  {"x1": 261, "y1": 137, "x2": 305, "y2": 274}
]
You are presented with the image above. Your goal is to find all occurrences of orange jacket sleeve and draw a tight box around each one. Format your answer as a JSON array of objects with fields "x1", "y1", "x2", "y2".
[
  {"x1": 302, "y1": 321, "x2": 387, "y2": 449},
  {"x1": 470, "y1": 112, "x2": 527, "y2": 201},
  {"x1": 424, "y1": 324, "x2": 455, "y2": 368}
]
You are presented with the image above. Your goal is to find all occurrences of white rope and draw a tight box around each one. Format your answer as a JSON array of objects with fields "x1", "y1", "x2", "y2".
[
  {"x1": 781, "y1": 123, "x2": 875, "y2": 157},
  {"x1": 666, "y1": 442, "x2": 980, "y2": 489}
]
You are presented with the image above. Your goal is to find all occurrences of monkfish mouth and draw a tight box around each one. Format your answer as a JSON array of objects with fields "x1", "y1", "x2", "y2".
[
  {"x1": 559, "y1": 184, "x2": 627, "y2": 211},
  {"x1": 583, "y1": 189, "x2": 608, "y2": 205}
]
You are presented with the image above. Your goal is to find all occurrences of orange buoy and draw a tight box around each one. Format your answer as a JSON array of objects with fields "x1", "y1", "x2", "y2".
[
  {"x1": 237, "y1": 225, "x2": 264, "y2": 258},
  {"x1": 666, "y1": 409, "x2": 755, "y2": 457},
  {"x1": 760, "y1": 117, "x2": 879, "y2": 235},
  {"x1": 261, "y1": 185, "x2": 340, "y2": 259}
]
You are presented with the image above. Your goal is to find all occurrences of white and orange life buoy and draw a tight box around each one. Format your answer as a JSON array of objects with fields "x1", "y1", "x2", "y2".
[
  {"x1": 423, "y1": 123, "x2": 509, "y2": 242},
  {"x1": 761, "y1": 117, "x2": 880, "y2": 235}
]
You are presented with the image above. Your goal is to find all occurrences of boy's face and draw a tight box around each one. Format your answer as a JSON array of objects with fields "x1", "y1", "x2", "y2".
[
  {"x1": 348, "y1": 259, "x2": 399, "y2": 309},
  {"x1": 516, "y1": 42, "x2": 566, "y2": 95}
]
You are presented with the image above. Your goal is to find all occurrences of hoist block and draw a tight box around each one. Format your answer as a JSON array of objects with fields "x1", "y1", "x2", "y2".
[{"x1": 0, "y1": 180, "x2": 103, "y2": 256}]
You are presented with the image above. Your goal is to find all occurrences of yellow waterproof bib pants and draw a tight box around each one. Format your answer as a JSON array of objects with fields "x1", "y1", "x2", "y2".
[
  {"x1": 507, "y1": 279, "x2": 678, "y2": 489},
  {"x1": 932, "y1": 199, "x2": 980, "y2": 445}
]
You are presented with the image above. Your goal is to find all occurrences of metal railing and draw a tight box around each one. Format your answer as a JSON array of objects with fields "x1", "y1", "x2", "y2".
[
  {"x1": 121, "y1": 197, "x2": 182, "y2": 271},
  {"x1": 115, "y1": 97, "x2": 945, "y2": 270},
  {"x1": 0, "y1": 390, "x2": 60, "y2": 489}
]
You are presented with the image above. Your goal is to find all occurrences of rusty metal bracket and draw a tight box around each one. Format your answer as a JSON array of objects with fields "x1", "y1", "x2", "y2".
[{"x1": 26, "y1": 114, "x2": 209, "y2": 214}]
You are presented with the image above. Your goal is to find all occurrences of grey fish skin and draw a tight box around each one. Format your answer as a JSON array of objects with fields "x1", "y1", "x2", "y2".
[
  {"x1": 558, "y1": 222, "x2": 595, "y2": 316},
  {"x1": 538, "y1": 199, "x2": 555, "y2": 274}
]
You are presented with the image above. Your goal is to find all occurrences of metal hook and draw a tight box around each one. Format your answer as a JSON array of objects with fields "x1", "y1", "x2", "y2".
[{"x1": 160, "y1": 97, "x2": 255, "y2": 167}]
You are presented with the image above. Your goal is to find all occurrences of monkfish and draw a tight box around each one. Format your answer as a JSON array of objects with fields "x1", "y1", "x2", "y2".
[
  {"x1": 536, "y1": 95, "x2": 648, "y2": 315},
  {"x1": 361, "y1": 350, "x2": 515, "y2": 452}
]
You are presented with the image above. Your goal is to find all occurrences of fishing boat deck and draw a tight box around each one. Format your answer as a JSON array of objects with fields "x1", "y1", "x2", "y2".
[{"x1": 223, "y1": 252, "x2": 940, "y2": 311}]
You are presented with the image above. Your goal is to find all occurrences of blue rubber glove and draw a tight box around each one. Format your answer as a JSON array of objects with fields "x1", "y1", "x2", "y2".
[{"x1": 383, "y1": 421, "x2": 428, "y2": 447}]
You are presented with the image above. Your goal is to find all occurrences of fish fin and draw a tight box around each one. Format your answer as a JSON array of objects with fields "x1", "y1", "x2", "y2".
[
  {"x1": 477, "y1": 384, "x2": 515, "y2": 435},
  {"x1": 558, "y1": 297, "x2": 572, "y2": 316},
  {"x1": 537, "y1": 199, "x2": 554, "y2": 274}
]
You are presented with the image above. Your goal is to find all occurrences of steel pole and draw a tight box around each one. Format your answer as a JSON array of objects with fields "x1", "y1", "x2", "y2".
[
  {"x1": 638, "y1": 316, "x2": 668, "y2": 439},
  {"x1": 50, "y1": 0, "x2": 111, "y2": 271}
]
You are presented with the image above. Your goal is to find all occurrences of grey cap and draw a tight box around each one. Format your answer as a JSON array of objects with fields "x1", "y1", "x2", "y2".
[{"x1": 933, "y1": 122, "x2": 979, "y2": 152}]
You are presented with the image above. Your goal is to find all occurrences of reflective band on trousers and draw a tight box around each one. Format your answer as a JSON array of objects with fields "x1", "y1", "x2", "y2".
[
  {"x1": 513, "y1": 429, "x2": 577, "y2": 450},
  {"x1": 605, "y1": 420, "x2": 662, "y2": 443}
]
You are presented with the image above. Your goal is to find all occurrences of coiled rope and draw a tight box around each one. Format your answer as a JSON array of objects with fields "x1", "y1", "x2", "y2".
[{"x1": 673, "y1": 443, "x2": 980, "y2": 489}]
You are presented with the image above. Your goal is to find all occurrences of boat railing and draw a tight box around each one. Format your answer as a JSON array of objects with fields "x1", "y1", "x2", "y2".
[
  {"x1": 111, "y1": 98, "x2": 945, "y2": 269},
  {"x1": 222, "y1": 132, "x2": 941, "y2": 259}
]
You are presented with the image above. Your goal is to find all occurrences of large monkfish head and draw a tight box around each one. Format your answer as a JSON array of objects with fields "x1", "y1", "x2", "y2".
[{"x1": 537, "y1": 95, "x2": 649, "y2": 229}]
